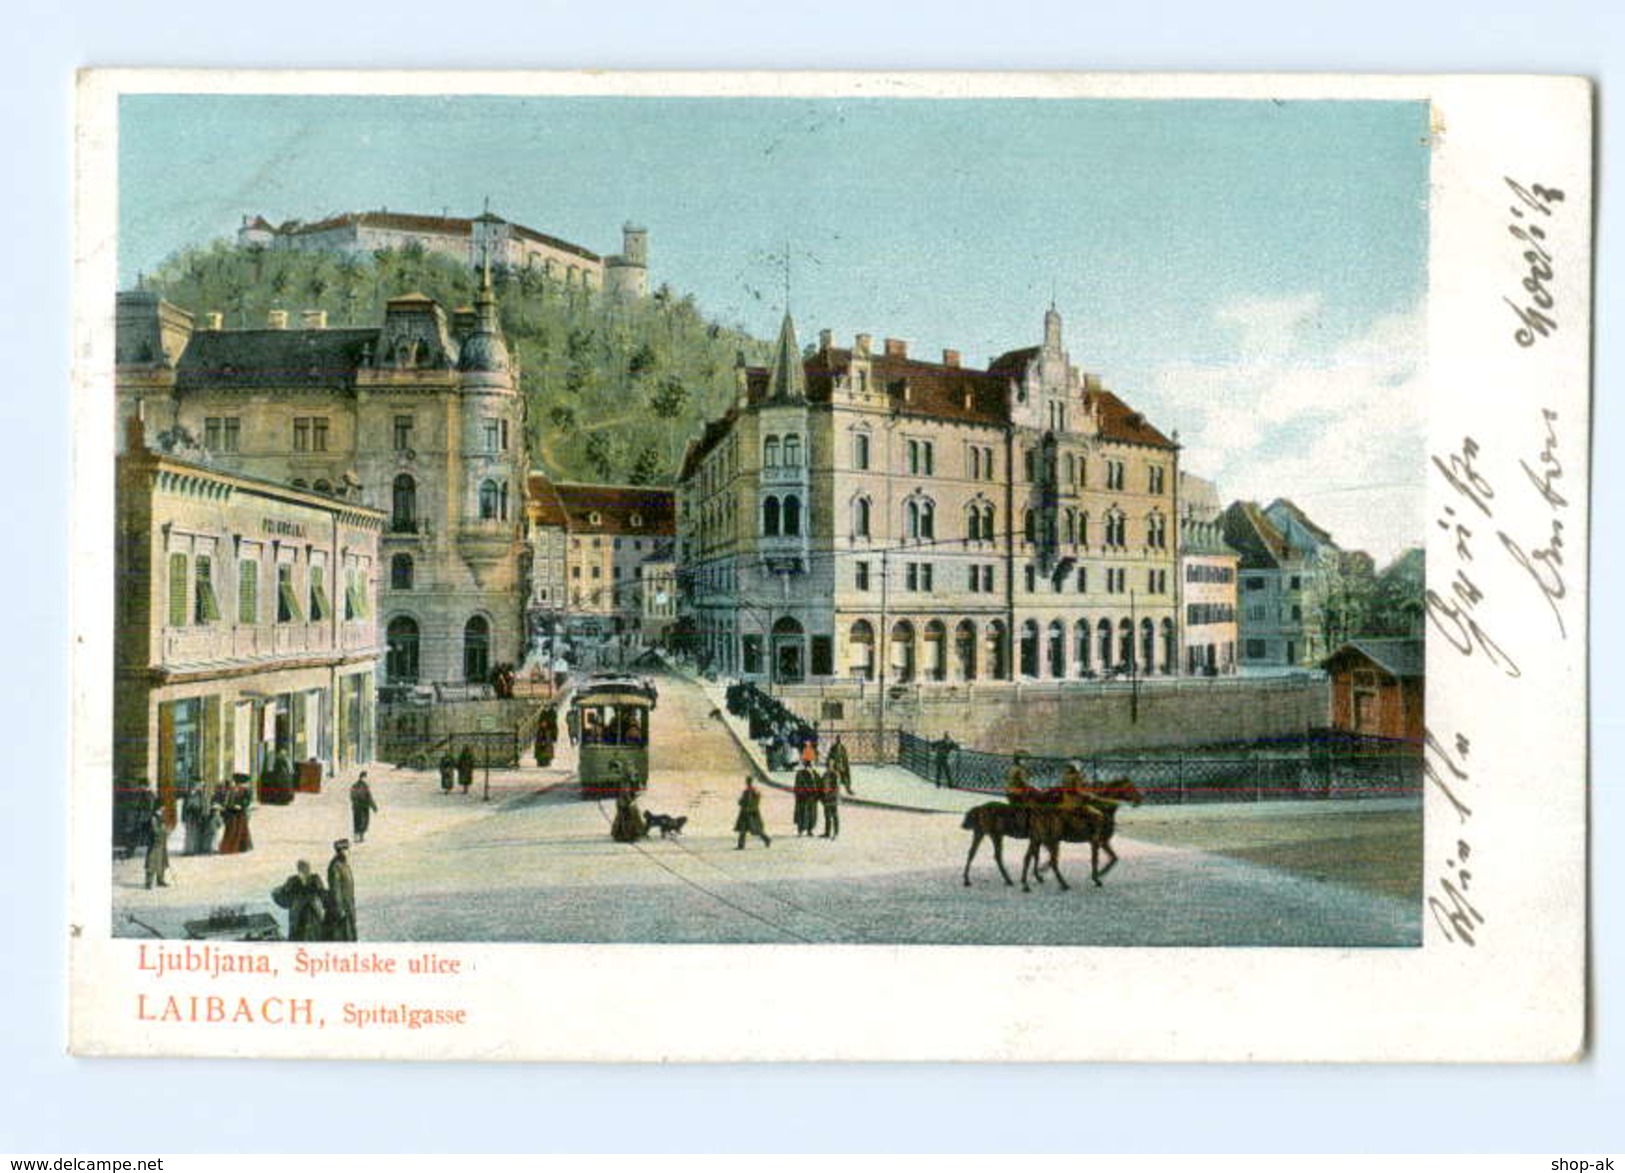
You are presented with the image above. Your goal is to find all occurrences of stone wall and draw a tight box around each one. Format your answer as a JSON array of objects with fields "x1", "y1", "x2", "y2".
[{"x1": 768, "y1": 674, "x2": 1330, "y2": 756}]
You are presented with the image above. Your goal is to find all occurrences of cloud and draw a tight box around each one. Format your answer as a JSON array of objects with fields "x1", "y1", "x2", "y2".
[{"x1": 1148, "y1": 295, "x2": 1425, "y2": 564}]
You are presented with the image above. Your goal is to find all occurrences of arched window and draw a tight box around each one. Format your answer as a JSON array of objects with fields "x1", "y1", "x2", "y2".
[
  {"x1": 1119, "y1": 618, "x2": 1134, "y2": 667},
  {"x1": 783, "y1": 435, "x2": 801, "y2": 466},
  {"x1": 1048, "y1": 620, "x2": 1066, "y2": 678},
  {"x1": 955, "y1": 619, "x2": 978, "y2": 681},
  {"x1": 891, "y1": 620, "x2": 916, "y2": 683},
  {"x1": 764, "y1": 436, "x2": 780, "y2": 467},
  {"x1": 1079, "y1": 512, "x2": 1090, "y2": 548},
  {"x1": 762, "y1": 496, "x2": 781, "y2": 537},
  {"x1": 1141, "y1": 618, "x2": 1156, "y2": 673},
  {"x1": 313, "y1": 478, "x2": 332, "y2": 495},
  {"x1": 1019, "y1": 619, "x2": 1041, "y2": 679},
  {"x1": 390, "y1": 554, "x2": 414, "y2": 591},
  {"x1": 464, "y1": 615, "x2": 491, "y2": 683},
  {"x1": 849, "y1": 619, "x2": 875, "y2": 680},
  {"x1": 386, "y1": 616, "x2": 420, "y2": 683},
  {"x1": 1075, "y1": 619, "x2": 1092, "y2": 676},
  {"x1": 965, "y1": 502, "x2": 982, "y2": 542},
  {"x1": 1064, "y1": 507, "x2": 1077, "y2": 546},
  {"x1": 1161, "y1": 617, "x2": 1177, "y2": 676},
  {"x1": 969, "y1": 447, "x2": 982, "y2": 480},
  {"x1": 479, "y1": 479, "x2": 500, "y2": 520},
  {"x1": 782, "y1": 494, "x2": 802, "y2": 537},
  {"x1": 392, "y1": 474, "x2": 416, "y2": 532},
  {"x1": 852, "y1": 496, "x2": 872, "y2": 539},
  {"x1": 986, "y1": 619, "x2": 1010, "y2": 681},
  {"x1": 1098, "y1": 618, "x2": 1114, "y2": 668},
  {"x1": 906, "y1": 499, "x2": 934, "y2": 541},
  {"x1": 982, "y1": 504, "x2": 996, "y2": 541},
  {"x1": 924, "y1": 619, "x2": 947, "y2": 682},
  {"x1": 1023, "y1": 509, "x2": 1036, "y2": 545}
]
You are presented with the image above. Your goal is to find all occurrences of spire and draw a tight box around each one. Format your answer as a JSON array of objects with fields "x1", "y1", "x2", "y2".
[
  {"x1": 765, "y1": 311, "x2": 806, "y2": 401},
  {"x1": 1043, "y1": 304, "x2": 1064, "y2": 354},
  {"x1": 459, "y1": 257, "x2": 511, "y2": 374}
]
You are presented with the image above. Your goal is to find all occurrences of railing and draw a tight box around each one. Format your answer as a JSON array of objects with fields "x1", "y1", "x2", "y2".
[{"x1": 897, "y1": 729, "x2": 1421, "y2": 803}]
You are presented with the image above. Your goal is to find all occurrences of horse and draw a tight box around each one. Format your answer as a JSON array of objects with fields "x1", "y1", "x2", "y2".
[
  {"x1": 960, "y1": 789, "x2": 1104, "y2": 891},
  {"x1": 1023, "y1": 777, "x2": 1146, "y2": 891}
]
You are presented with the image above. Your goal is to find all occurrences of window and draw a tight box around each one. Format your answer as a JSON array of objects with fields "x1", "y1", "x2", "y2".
[
  {"x1": 764, "y1": 437, "x2": 780, "y2": 467},
  {"x1": 1290, "y1": 575, "x2": 1303, "y2": 591},
  {"x1": 1107, "y1": 460, "x2": 1125, "y2": 491},
  {"x1": 1245, "y1": 576, "x2": 1266, "y2": 591},
  {"x1": 1023, "y1": 510, "x2": 1036, "y2": 545},
  {"x1": 1024, "y1": 448, "x2": 1035, "y2": 482},
  {"x1": 1149, "y1": 466, "x2": 1165, "y2": 494},
  {"x1": 167, "y1": 553, "x2": 188, "y2": 627},
  {"x1": 855, "y1": 561, "x2": 871, "y2": 591},
  {"x1": 742, "y1": 635, "x2": 763, "y2": 675},
  {"x1": 1105, "y1": 511, "x2": 1127, "y2": 548},
  {"x1": 292, "y1": 418, "x2": 310, "y2": 452},
  {"x1": 811, "y1": 635, "x2": 833, "y2": 677},
  {"x1": 969, "y1": 446, "x2": 981, "y2": 480},
  {"x1": 905, "y1": 498, "x2": 934, "y2": 541},
  {"x1": 783, "y1": 436, "x2": 801, "y2": 467},
  {"x1": 386, "y1": 617, "x2": 420, "y2": 682},
  {"x1": 762, "y1": 496, "x2": 781, "y2": 537},
  {"x1": 393, "y1": 415, "x2": 414, "y2": 451},
  {"x1": 1024, "y1": 565, "x2": 1036, "y2": 593},
  {"x1": 571, "y1": 566, "x2": 581, "y2": 580},
  {"x1": 276, "y1": 564, "x2": 302, "y2": 623},
  {"x1": 204, "y1": 417, "x2": 239, "y2": 452},
  {"x1": 1246, "y1": 639, "x2": 1267, "y2": 660},
  {"x1": 194, "y1": 555, "x2": 219, "y2": 624},
  {"x1": 463, "y1": 616, "x2": 491, "y2": 683},
  {"x1": 306, "y1": 563, "x2": 328, "y2": 620},
  {"x1": 392, "y1": 475, "x2": 416, "y2": 532},
  {"x1": 1076, "y1": 566, "x2": 1088, "y2": 593},
  {"x1": 782, "y1": 494, "x2": 802, "y2": 537},
  {"x1": 1291, "y1": 604, "x2": 1303, "y2": 621},
  {"x1": 1248, "y1": 605, "x2": 1266, "y2": 621},
  {"x1": 905, "y1": 562, "x2": 933, "y2": 592},
  {"x1": 344, "y1": 568, "x2": 368, "y2": 621},
  {"x1": 238, "y1": 560, "x2": 258, "y2": 624},
  {"x1": 968, "y1": 565, "x2": 981, "y2": 592},
  {"x1": 852, "y1": 497, "x2": 872, "y2": 539},
  {"x1": 484, "y1": 420, "x2": 501, "y2": 453},
  {"x1": 391, "y1": 554, "x2": 414, "y2": 591},
  {"x1": 966, "y1": 503, "x2": 983, "y2": 542},
  {"x1": 591, "y1": 565, "x2": 601, "y2": 579},
  {"x1": 479, "y1": 480, "x2": 500, "y2": 520},
  {"x1": 311, "y1": 417, "x2": 328, "y2": 452},
  {"x1": 853, "y1": 431, "x2": 871, "y2": 470},
  {"x1": 982, "y1": 565, "x2": 995, "y2": 592}
]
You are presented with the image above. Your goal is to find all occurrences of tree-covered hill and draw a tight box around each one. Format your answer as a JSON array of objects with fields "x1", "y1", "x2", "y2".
[{"x1": 145, "y1": 241, "x2": 770, "y2": 485}]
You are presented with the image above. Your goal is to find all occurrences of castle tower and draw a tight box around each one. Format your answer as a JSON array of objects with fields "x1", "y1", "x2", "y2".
[{"x1": 605, "y1": 222, "x2": 650, "y2": 300}]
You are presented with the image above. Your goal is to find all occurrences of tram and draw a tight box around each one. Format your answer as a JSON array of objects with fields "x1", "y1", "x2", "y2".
[{"x1": 569, "y1": 674, "x2": 659, "y2": 798}]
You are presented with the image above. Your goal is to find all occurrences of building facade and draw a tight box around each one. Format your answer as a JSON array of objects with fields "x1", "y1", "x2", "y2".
[
  {"x1": 1220, "y1": 500, "x2": 1312, "y2": 669},
  {"x1": 677, "y1": 309, "x2": 1182, "y2": 686},
  {"x1": 1179, "y1": 515, "x2": 1239, "y2": 675},
  {"x1": 1322, "y1": 639, "x2": 1424, "y2": 741},
  {"x1": 116, "y1": 271, "x2": 530, "y2": 689},
  {"x1": 115, "y1": 427, "x2": 384, "y2": 818},
  {"x1": 524, "y1": 475, "x2": 676, "y2": 647},
  {"x1": 238, "y1": 210, "x2": 648, "y2": 298}
]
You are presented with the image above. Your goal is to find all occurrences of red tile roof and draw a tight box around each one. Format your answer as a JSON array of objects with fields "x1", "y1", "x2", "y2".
[
  {"x1": 276, "y1": 210, "x2": 600, "y2": 262},
  {"x1": 542, "y1": 480, "x2": 676, "y2": 536}
]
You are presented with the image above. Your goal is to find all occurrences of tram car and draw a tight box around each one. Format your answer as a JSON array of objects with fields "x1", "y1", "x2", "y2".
[{"x1": 569, "y1": 674, "x2": 659, "y2": 798}]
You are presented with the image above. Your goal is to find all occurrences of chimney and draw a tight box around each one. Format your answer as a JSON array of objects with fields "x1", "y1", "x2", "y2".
[
  {"x1": 854, "y1": 333, "x2": 872, "y2": 357},
  {"x1": 202, "y1": 311, "x2": 224, "y2": 331},
  {"x1": 267, "y1": 309, "x2": 289, "y2": 329},
  {"x1": 300, "y1": 309, "x2": 328, "y2": 329},
  {"x1": 942, "y1": 348, "x2": 961, "y2": 368},
  {"x1": 818, "y1": 328, "x2": 833, "y2": 352},
  {"x1": 884, "y1": 337, "x2": 908, "y2": 359},
  {"x1": 124, "y1": 400, "x2": 147, "y2": 453}
]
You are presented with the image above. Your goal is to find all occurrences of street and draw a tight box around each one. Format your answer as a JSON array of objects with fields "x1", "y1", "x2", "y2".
[{"x1": 115, "y1": 670, "x2": 1422, "y2": 947}]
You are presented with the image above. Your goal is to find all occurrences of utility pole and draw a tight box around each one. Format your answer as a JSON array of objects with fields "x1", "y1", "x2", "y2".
[
  {"x1": 876, "y1": 546, "x2": 890, "y2": 739},
  {"x1": 1130, "y1": 588, "x2": 1140, "y2": 724}
]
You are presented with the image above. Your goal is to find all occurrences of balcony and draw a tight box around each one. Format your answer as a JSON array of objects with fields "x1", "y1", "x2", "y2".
[{"x1": 458, "y1": 518, "x2": 519, "y2": 568}]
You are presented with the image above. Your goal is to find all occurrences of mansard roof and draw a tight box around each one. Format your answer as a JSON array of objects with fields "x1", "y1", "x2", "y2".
[{"x1": 174, "y1": 328, "x2": 379, "y2": 391}]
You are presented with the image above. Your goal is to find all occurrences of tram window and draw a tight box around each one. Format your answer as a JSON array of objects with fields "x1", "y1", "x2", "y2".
[
  {"x1": 581, "y1": 707, "x2": 605, "y2": 744},
  {"x1": 622, "y1": 709, "x2": 645, "y2": 745}
]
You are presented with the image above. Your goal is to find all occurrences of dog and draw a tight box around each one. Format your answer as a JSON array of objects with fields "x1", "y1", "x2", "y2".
[{"x1": 643, "y1": 811, "x2": 688, "y2": 839}]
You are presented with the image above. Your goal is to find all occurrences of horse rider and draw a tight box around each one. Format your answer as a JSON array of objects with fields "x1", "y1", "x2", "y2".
[{"x1": 1005, "y1": 753, "x2": 1035, "y2": 808}]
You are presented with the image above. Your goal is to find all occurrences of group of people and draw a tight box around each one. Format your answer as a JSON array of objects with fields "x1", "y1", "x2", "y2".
[
  {"x1": 126, "y1": 777, "x2": 258, "y2": 890},
  {"x1": 271, "y1": 839, "x2": 359, "y2": 941},
  {"x1": 1004, "y1": 753, "x2": 1102, "y2": 817},
  {"x1": 791, "y1": 757, "x2": 846, "y2": 839},
  {"x1": 437, "y1": 747, "x2": 479, "y2": 795},
  {"x1": 725, "y1": 682, "x2": 818, "y2": 773}
]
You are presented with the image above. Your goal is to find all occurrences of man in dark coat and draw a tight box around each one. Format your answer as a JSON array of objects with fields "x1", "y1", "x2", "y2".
[
  {"x1": 143, "y1": 808, "x2": 170, "y2": 889},
  {"x1": 456, "y1": 745, "x2": 476, "y2": 794},
  {"x1": 274, "y1": 860, "x2": 328, "y2": 941},
  {"x1": 181, "y1": 786, "x2": 207, "y2": 855},
  {"x1": 933, "y1": 732, "x2": 959, "y2": 789},
  {"x1": 438, "y1": 753, "x2": 456, "y2": 794},
  {"x1": 792, "y1": 763, "x2": 819, "y2": 836},
  {"x1": 819, "y1": 768, "x2": 841, "y2": 839},
  {"x1": 349, "y1": 772, "x2": 378, "y2": 843},
  {"x1": 734, "y1": 778, "x2": 771, "y2": 850},
  {"x1": 326, "y1": 839, "x2": 357, "y2": 941},
  {"x1": 827, "y1": 737, "x2": 853, "y2": 796}
]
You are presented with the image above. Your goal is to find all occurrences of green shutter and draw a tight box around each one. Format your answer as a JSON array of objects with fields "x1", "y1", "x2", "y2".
[
  {"x1": 195, "y1": 555, "x2": 220, "y2": 623},
  {"x1": 309, "y1": 566, "x2": 329, "y2": 621},
  {"x1": 168, "y1": 553, "x2": 188, "y2": 627},
  {"x1": 238, "y1": 560, "x2": 258, "y2": 624}
]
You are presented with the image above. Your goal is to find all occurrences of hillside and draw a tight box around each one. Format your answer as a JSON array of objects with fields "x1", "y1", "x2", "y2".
[{"x1": 145, "y1": 241, "x2": 770, "y2": 485}]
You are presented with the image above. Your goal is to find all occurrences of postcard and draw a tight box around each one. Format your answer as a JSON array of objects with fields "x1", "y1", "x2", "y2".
[{"x1": 68, "y1": 70, "x2": 1591, "y2": 1061}]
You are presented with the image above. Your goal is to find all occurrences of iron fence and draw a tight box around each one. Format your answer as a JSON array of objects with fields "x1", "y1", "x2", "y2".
[{"x1": 898, "y1": 730, "x2": 1421, "y2": 803}]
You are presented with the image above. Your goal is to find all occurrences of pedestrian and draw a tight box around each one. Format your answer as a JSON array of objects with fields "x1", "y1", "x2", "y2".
[
  {"x1": 438, "y1": 752, "x2": 456, "y2": 795},
  {"x1": 933, "y1": 732, "x2": 959, "y2": 789},
  {"x1": 827, "y1": 737, "x2": 853, "y2": 796},
  {"x1": 734, "y1": 777, "x2": 771, "y2": 850},
  {"x1": 457, "y1": 745, "x2": 476, "y2": 795},
  {"x1": 143, "y1": 806, "x2": 170, "y2": 889},
  {"x1": 799, "y1": 736, "x2": 817, "y2": 770},
  {"x1": 202, "y1": 796, "x2": 224, "y2": 855},
  {"x1": 126, "y1": 780, "x2": 156, "y2": 854},
  {"x1": 272, "y1": 860, "x2": 328, "y2": 941},
  {"x1": 181, "y1": 786, "x2": 207, "y2": 855},
  {"x1": 349, "y1": 772, "x2": 378, "y2": 843},
  {"x1": 792, "y1": 762, "x2": 819, "y2": 836},
  {"x1": 218, "y1": 778, "x2": 254, "y2": 855},
  {"x1": 326, "y1": 839, "x2": 357, "y2": 941},
  {"x1": 610, "y1": 787, "x2": 646, "y2": 843},
  {"x1": 819, "y1": 767, "x2": 841, "y2": 839}
]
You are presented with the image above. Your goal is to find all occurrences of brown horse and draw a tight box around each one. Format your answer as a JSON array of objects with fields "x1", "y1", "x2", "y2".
[
  {"x1": 1024, "y1": 778, "x2": 1146, "y2": 890},
  {"x1": 961, "y1": 792, "x2": 1107, "y2": 890}
]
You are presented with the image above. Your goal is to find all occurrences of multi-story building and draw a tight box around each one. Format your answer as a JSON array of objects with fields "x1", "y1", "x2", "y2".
[
  {"x1": 524, "y1": 475, "x2": 676, "y2": 646},
  {"x1": 1179, "y1": 515, "x2": 1239, "y2": 675},
  {"x1": 239, "y1": 209, "x2": 649, "y2": 298},
  {"x1": 116, "y1": 269, "x2": 530, "y2": 689},
  {"x1": 115, "y1": 420, "x2": 384, "y2": 817},
  {"x1": 1221, "y1": 500, "x2": 1312, "y2": 669},
  {"x1": 677, "y1": 308, "x2": 1182, "y2": 686}
]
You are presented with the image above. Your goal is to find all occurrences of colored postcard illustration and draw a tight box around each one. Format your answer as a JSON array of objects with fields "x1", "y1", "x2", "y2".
[{"x1": 68, "y1": 72, "x2": 1591, "y2": 1061}]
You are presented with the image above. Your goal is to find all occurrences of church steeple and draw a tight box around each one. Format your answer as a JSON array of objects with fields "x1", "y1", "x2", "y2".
[
  {"x1": 1043, "y1": 303, "x2": 1064, "y2": 355},
  {"x1": 458, "y1": 256, "x2": 511, "y2": 375},
  {"x1": 765, "y1": 311, "x2": 807, "y2": 401}
]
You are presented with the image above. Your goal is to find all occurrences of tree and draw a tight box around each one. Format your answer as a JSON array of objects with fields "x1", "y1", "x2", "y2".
[
  {"x1": 650, "y1": 377, "x2": 689, "y2": 419},
  {"x1": 628, "y1": 444, "x2": 663, "y2": 485}
]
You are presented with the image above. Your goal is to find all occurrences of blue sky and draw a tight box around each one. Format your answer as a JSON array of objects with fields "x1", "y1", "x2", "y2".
[{"x1": 121, "y1": 93, "x2": 1429, "y2": 561}]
